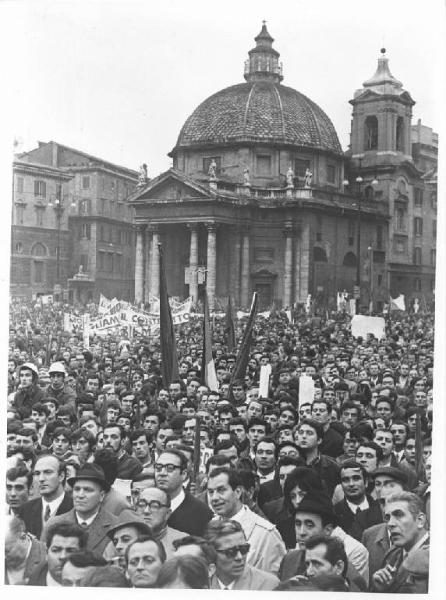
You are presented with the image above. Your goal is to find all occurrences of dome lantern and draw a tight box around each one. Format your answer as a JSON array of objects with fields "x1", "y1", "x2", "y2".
[{"x1": 244, "y1": 21, "x2": 283, "y2": 84}]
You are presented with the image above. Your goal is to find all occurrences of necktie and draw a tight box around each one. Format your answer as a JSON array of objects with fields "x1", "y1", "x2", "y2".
[
  {"x1": 356, "y1": 506, "x2": 362, "y2": 514},
  {"x1": 44, "y1": 505, "x2": 51, "y2": 522}
]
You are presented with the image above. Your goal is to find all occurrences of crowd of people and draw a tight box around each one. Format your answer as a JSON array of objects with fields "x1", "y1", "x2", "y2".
[{"x1": 5, "y1": 297, "x2": 434, "y2": 591}]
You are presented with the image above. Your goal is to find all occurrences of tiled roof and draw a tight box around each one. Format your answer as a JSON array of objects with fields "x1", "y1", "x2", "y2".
[{"x1": 174, "y1": 81, "x2": 342, "y2": 155}]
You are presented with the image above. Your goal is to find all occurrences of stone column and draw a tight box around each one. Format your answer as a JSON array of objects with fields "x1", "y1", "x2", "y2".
[
  {"x1": 240, "y1": 226, "x2": 250, "y2": 308},
  {"x1": 206, "y1": 223, "x2": 217, "y2": 307},
  {"x1": 188, "y1": 224, "x2": 199, "y2": 302},
  {"x1": 283, "y1": 223, "x2": 293, "y2": 308},
  {"x1": 231, "y1": 227, "x2": 242, "y2": 305},
  {"x1": 294, "y1": 222, "x2": 310, "y2": 304},
  {"x1": 134, "y1": 225, "x2": 145, "y2": 304},
  {"x1": 144, "y1": 227, "x2": 152, "y2": 304},
  {"x1": 150, "y1": 226, "x2": 160, "y2": 298}
]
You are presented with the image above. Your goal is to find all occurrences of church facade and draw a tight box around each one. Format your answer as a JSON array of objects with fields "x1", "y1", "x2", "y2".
[{"x1": 129, "y1": 24, "x2": 436, "y2": 311}]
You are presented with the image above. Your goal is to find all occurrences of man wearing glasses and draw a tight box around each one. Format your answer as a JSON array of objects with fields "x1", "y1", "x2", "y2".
[
  {"x1": 154, "y1": 449, "x2": 213, "y2": 536},
  {"x1": 206, "y1": 519, "x2": 279, "y2": 589},
  {"x1": 134, "y1": 487, "x2": 184, "y2": 558}
]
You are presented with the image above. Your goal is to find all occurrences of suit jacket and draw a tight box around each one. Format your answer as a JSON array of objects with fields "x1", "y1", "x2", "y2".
[
  {"x1": 5, "y1": 537, "x2": 47, "y2": 585},
  {"x1": 320, "y1": 426, "x2": 344, "y2": 459},
  {"x1": 257, "y1": 478, "x2": 282, "y2": 509},
  {"x1": 167, "y1": 491, "x2": 213, "y2": 536},
  {"x1": 225, "y1": 505, "x2": 286, "y2": 576},
  {"x1": 279, "y1": 548, "x2": 367, "y2": 591},
  {"x1": 263, "y1": 496, "x2": 288, "y2": 525},
  {"x1": 44, "y1": 506, "x2": 119, "y2": 556},
  {"x1": 16, "y1": 492, "x2": 73, "y2": 539},
  {"x1": 361, "y1": 522, "x2": 390, "y2": 585},
  {"x1": 371, "y1": 534, "x2": 429, "y2": 593},
  {"x1": 334, "y1": 496, "x2": 383, "y2": 541},
  {"x1": 210, "y1": 564, "x2": 279, "y2": 590},
  {"x1": 27, "y1": 560, "x2": 49, "y2": 586}
]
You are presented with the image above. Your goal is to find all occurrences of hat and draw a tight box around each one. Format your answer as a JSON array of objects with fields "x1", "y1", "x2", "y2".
[
  {"x1": 49, "y1": 361, "x2": 67, "y2": 375},
  {"x1": 19, "y1": 362, "x2": 39, "y2": 378},
  {"x1": 294, "y1": 493, "x2": 337, "y2": 526},
  {"x1": 67, "y1": 463, "x2": 110, "y2": 491},
  {"x1": 371, "y1": 466, "x2": 408, "y2": 486},
  {"x1": 107, "y1": 512, "x2": 152, "y2": 540}
]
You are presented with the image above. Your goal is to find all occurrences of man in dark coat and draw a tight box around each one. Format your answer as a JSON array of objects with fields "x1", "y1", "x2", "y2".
[
  {"x1": 155, "y1": 449, "x2": 213, "y2": 536},
  {"x1": 103, "y1": 423, "x2": 143, "y2": 480},
  {"x1": 13, "y1": 362, "x2": 44, "y2": 419},
  {"x1": 334, "y1": 460, "x2": 382, "y2": 541},
  {"x1": 16, "y1": 454, "x2": 73, "y2": 539}
]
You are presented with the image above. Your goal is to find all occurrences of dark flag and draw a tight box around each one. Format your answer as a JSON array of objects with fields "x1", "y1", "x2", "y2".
[
  {"x1": 225, "y1": 295, "x2": 236, "y2": 352},
  {"x1": 230, "y1": 291, "x2": 258, "y2": 385},
  {"x1": 414, "y1": 406, "x2": 424, "y2": 479},
  {"x1": 201, "y1": 290, "x2": 219, "y2": 391},
  {"x1": 158, "y1": 244, "x2": 180, "y2": 388}
]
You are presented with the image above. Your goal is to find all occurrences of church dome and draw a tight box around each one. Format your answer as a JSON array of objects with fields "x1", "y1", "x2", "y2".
[{"x1": 172, "y1": 24, "x2": 342, "y2": 156}]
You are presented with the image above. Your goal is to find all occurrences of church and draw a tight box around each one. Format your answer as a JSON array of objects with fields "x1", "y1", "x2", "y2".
[{"x1": 130, "y1": 23, "x2": 437, "y2": 311}]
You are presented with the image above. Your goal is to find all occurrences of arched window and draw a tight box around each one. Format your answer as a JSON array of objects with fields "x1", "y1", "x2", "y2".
[
  {"x1": 364, "y1": 116, "x2": 378, "y2": 150},
  {"x1": 31, "y1": 242, "x2": 47, "y2": 257},
  {"x1": 396, "y1": 117, "x2": 404, "y2": 152},
  {"x1": 364, "y1": 185, "x2": 374, "y2": 200},
  {"x1": 313, "y1": 246, "x2": 328, "y2": 262},
  {"x1": 343, "y1": 252, "x2": 357, "y2": 267}
]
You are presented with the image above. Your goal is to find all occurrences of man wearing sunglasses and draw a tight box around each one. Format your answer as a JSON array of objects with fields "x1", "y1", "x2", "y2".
[
  {"x1": 154, "y1": 449, "x2": 213, "y2": 536},
  {"x1": 206, "y1": 519, "x2": 279, "y2": 590}
]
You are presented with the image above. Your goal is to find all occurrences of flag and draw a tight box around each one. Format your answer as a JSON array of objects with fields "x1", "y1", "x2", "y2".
[
  {"x1": 390, "y1": 294, "x2": 405, "y2": 311},
  {"x1": 230, "y1": 292, "x2": 258, "y2": 384},
  {"x1": 414, "y1": 407, "x2": 424, "y2": 479},
  {"x1": 225, "y1": 295, "x2": 236, "y2": 352},
  {"x1": 201, "y1": 290, "x2": 219, "y2": 391},
  {"x1": 158, "y1": 244, "x2": 180, "y2": 388}
]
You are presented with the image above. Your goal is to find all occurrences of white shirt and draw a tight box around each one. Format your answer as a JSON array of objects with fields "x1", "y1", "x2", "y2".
[
  {"x1": 75, "y1": 509, "x2": 99, "y2": 527},
  {"x1": 6, "y1": 540, "x2": 32, "y2": 584},
  {"x1": 46, "y1": 571, "x2": 62, "y2": 586},
  {"x1": 257, "y1": 470, "x2": 275, "y2": 484},
  {"x1": 346, "y1": 496, "x2": 369, "y2": 514},
  {"x1": 170, "y1": 488, "x2": 185, "y2": 513},
  {"x1": 42, "y1": 492, "x2": 65, "y2": 522},
  {"x1": 217, "y1": 578, "x2": 235, "y2": 589}
]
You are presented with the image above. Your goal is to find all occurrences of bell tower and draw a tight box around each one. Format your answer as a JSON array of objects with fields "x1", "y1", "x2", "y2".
[{"x1": 349, "y1": 49, "x2": 415, "y2": 163}]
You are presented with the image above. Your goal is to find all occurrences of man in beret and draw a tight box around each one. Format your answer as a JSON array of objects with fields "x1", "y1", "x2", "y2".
[{"x1": 44, "y1": 463, "x2": 119, "y2": 558}]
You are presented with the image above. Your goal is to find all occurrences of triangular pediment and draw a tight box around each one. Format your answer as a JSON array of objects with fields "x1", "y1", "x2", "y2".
[{"x1": 129, "y1": 168, "x2": 212, "y2": 203}]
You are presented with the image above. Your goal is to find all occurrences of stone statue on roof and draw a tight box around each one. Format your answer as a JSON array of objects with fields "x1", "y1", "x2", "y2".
[
  {"x1": 138, "y1": 163, "x2": 148, "y2": 186},
  {"x1": 208, "y1": 159, "x2": 217, "y2": 180},
  {"x1": 243, "y1": 167, "x2": 250, "y2": 185},
  {"x1": 304, "y1": 168, "x2": 313, "y2": 188},
  {"x1": 286, "y1": 165, "x2": 294, "y2": 187}
]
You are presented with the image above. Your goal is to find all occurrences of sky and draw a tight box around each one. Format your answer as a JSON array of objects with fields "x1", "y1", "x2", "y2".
[{"x1": 1, "y1": 0, "x2": 445, "y2": 177}]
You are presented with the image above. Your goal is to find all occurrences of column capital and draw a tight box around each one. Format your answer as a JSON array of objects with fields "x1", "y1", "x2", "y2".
[
  {"x1": 134, "y1": 224, "x2": 146, "y2": 233},
  {"x1": 147, "y1": 224, "x2": 159, "y2": 234},
  {"x1": 187, "y1": 223, "x2": 199, "y2": 231},
  {"x1": 205, "y1": 222, "x2": 218, "y2": 232},
  {"x1": 283, "y1": 222, "x2": 294, "y2": 236}
]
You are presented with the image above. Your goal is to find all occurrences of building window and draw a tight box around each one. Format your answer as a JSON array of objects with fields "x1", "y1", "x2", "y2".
[
  {"x1": 81, "y1": 223, "x2": 91, "y2": 240},
  {"x1": 431, "y1": 278, "x2": 435, "y2": 292},
  {"x1": 82, "y1": 176, "x2": 90, "y2": 189},
  {"x1": 34, "y1": 180, "x2": 46, "y2": 197},
  {"x1": 203, "y1": 156, "x2": 221, "y2": 175},
  {"x1": 313, "y1": 246, "x2": 328, "y2": 262},
  {"x1": 377, "y1": 274, "x2": 383, "y2": 286},
  {"x1": 34, "y1": 261, "x2": 44, "y2": 284},
  {"x1": 35, "y1": 207, "x2": 45, "y2": 227},
  {"x1": 15, "y1": 242, "x2": 23, "y2": 254},
  {"x1": 98, "y1": 252, "x2": 104, "y2": 270},
  {"x1": 395, "y1": 207, "x2": 406, "y2": 232},
  {"x1": 347, "y1": 220, "x2": 355, "y2": 246},
  {"x1": 394, "y1": 236, "x2": 407, "y2": 253},
  {"x1": 396, "y1": 117, "x2": 405, "y2": 152},
  {"x1": 80, "y1": 254, "x2": 88, "y2": 270},
  {"x1": 364, "y1": 185, "x2": 375, "y2": 200},
  {"x1": 256, "y1": 155, "x2": 272, "y2": 176},
  {"x1": 107, "y1": 253, "x2": 113, "y2": 272},
  {"x1": 364, "y1": 116, "x2": 378, "y2": 150},
  {"x1": 433, "y1": 220, "x2": 437, "y2": 239},
  {"x1": 294, "y1": 158, "x2": 311, "y2": 178},
  {"x1": 327, "y1": 164, "x2": 336, "y2": 184},
  {"x1": 413, "y1": 247, "x2": 422, "y2": 265},
  {"x1": 376, "y1": 225, "x2": 383, "y2": 250},
  {"x1": 15, "y1": 205, "x2": 24, "y2": 225},
  {"x1": 414, "y1": 278, "x2": 421, "y2": 292},
  {"x1": 414, "y1": 217, "x2": 423, "y2": 236},
  {"x1": 17, "y1": 177, "x2": 24, "y2": 193},
  {"x1": 99, "y1": 225, "x2": 104, "y2": 241},
  {"x1": 431, "y1": 192, "x2": 437, "y2": 209},
  {"x1": 430, "y1": 249, "x2": 436, "y2": 267},
  {"x1": 116, "y1": 254, "x2": 122, "y2": 272},
  {"x1": 110, "y1": 179, "x2": 116, "y2": 192},
  {"x1": 80, "y1": 199, "x2": 90, "y2": 215},
  {"x1": 343, "y1": 252, "x2": 357, "y2": 267},
  {"x1": 55, "y1": 183, "x2": 62, "y2": 201},
  {"x1": 110, "y1": 201, "x2": 115, "y2": 216},
  {"x1": 414, "y1": 188, "x2": 423, "y2": 207}
]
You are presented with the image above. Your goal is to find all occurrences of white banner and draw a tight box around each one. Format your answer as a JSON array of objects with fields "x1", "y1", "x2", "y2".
[
  {"x1": 351, "y1": 315, "x2": 386, "y2": 340},
  {"x1": 299, "y1": 374, "x2": 315, "y2": 405},
  {"x1": 259, "y1": 364, "x2": 272, "y2": 398}
]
